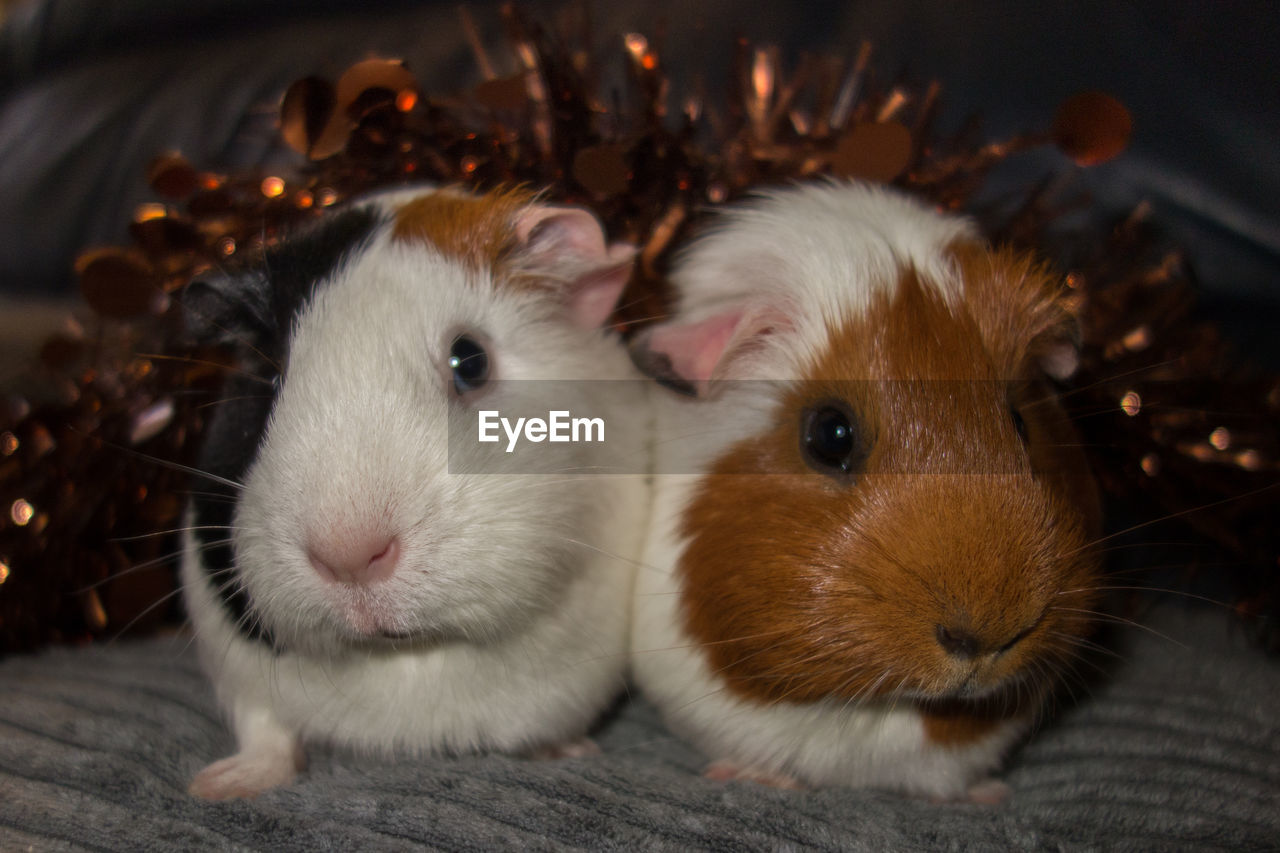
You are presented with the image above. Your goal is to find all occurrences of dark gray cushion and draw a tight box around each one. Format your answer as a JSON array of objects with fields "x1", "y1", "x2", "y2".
[{"x1": 2, "y1": 602, "x2": 1276, "y2": 850}]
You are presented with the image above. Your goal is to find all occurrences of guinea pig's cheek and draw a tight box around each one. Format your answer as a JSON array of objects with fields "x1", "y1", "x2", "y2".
[
  {"x1": 228, "y1": 453, "x2": 357, "y2": 641},
  {"x1": 228, "y1": 498, "x2": 307, "y2": 627}
]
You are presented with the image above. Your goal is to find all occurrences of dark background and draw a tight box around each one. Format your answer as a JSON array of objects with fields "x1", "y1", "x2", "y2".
[{"x1": 1, "y1": 0, "x2": 1276, "y2": 358}]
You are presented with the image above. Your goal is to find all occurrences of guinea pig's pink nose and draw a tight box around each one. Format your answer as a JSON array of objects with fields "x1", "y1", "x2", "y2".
[{"x1": 308, "y1": 536, "x2": 400, "y2": 585}]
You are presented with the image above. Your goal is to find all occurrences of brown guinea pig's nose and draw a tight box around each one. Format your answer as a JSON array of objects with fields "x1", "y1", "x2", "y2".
[
  {"x1": 935, "y1": 624, "x2": 982, "y2": 659},
  {"x1": 935, "y1": 619, "x2": 1038, "y2": 660}
]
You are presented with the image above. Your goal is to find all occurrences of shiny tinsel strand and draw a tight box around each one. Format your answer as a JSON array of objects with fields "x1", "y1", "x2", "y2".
[{"x1": 0, "y1": 6, "x2": 1274, "y2": 653}]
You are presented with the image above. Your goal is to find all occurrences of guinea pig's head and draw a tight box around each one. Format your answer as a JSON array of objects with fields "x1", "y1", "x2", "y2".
[
  {"x1": 184, "y1": 187, "x2": 636, "y2": 653},
  {"x1": 635, "y1": 182, "x2": 1101, "y2": 714}
]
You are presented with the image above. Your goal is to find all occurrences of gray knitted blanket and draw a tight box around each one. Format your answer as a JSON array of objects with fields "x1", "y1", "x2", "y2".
[{"x1": 2, "y1": 603, "x2": 1277, "y2": 851}]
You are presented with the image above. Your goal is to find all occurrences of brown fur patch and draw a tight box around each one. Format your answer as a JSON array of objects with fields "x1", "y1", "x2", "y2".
[
  {"x1": 391, "y1": 186, "x2": 537, "y2": 281},
  {"x1": 676, "y1": 253, "x2": 1100, "y2": 720},
  {"x1": 919, "y1": 699, "x2": 1016, "y2": 747},
  {"x1": 948, "y1": 241, "x2": 1078, "y2": 378}
]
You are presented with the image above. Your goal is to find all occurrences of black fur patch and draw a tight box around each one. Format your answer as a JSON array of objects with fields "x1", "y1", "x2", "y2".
[{"x1": 187, "y1": 205, "x2": 382, "y2": 645}]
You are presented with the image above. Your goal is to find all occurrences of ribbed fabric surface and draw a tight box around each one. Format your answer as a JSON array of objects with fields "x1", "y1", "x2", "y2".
[{"x1": 1, "y1": 604, "x2": 1276, "y2": 851}]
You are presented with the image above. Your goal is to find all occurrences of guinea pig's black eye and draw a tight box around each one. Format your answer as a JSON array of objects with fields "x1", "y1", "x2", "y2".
[
  {"x1": 800, "y1": 403, "x2": 865, "y2": 478},
  {"x1": 448, "y1": 335, "x2": 489, "y2": 394},
  {"x1": 1009, "y1": 403, "x2": 1029, "y2": 445}
]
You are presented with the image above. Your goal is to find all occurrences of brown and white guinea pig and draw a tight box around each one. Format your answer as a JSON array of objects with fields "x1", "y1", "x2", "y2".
[
  {"x1": 178, "y1": 185, "x2": 651, "y2": 800},
  {"x1": 628, "y1": 180, "x2": 1101, "y2": 801}
]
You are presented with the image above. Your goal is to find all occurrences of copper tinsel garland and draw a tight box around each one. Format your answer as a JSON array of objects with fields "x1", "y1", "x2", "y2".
[{"x1": 0, "y1": 7, "x2": 1275, "y2": 654}]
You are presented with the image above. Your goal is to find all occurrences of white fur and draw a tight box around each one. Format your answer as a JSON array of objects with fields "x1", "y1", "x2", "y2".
[
  {"x1": 668, "y1": 179, "x2": 977, "y2": 380},
  {"x1": 631, "y1": 182, "x2": 1022, "y2": 798},
  {"x1": 183, "y1": 190, "x2": 651, "y2": 798}
]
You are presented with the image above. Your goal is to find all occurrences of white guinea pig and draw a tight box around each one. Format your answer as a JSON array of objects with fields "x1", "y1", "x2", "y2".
[
  {"x1": 629, "y1": 180, "x2": 1101, "y2": 801},
  {"x1": 179, "y1": 185, "x2": 651, "y2": 800}
]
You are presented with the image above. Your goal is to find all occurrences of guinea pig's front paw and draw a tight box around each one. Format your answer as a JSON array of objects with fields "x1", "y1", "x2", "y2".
[
  {"x1": 527, "y1": 736, "x2": 601, "y2": 760},
  {"x1": 961, "y1": 777, "x2": 1012, "y2": 805},
  {"x1": 187, "y1": 743, "x2": 306, "y2": 800},
  {"x1": 703, "y1": 760, "x2": 805, "y2": 790},
  {"x1": 926, "y1": 777, "x2": 1012, "y2": 806}
]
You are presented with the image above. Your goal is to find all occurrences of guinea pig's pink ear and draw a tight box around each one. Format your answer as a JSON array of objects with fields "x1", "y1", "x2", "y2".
[
  {"x1": 512, "y1": 205, "x2": 635, "y2": 329},
  {"x1": 630, "y1": 306, "x2": 783, "y2": 396},
  {"x1": 1038, "y1": 336, "x2": 1080, "y2": 381},
  {"x1": 953, "y1": 241, "x2": 1082, "y2": 381},
  {"x1": 1024, "y1": 284, "x2": 1083, "y2": 381}
]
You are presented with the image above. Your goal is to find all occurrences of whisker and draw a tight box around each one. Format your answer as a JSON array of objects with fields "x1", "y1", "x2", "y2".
[
  {"x1": 1090, "y1": 541, "x2": 1212, "y2": 556},
  {"x1": 669, "y1": 682, "x2": 732, "y2": 716},
  {"x1": 1051, "y1": 631, "x2": 1124, "y2": 662},
  {"x1": 1066, "y1": 479, "x2": 1280, "y2": 557},
  {"x1": 1044, "y1": 633, "x2": 1116, "y2": 676},
  {"x1": 631, "y1": 626, "x2": 794, "y2": 656},
  {"x1": 133, "y1": 351, "x2": 277, "y2": 387},
  {"x1": 558, "y1": 536, "x2": 666, "y2": 578},
  {"x1": 1049, "y1": 605, "x2": 1188, "y2": 651},
  {"x1": 75, "y1": 534, "x2": 237, "y2": 594},
  {"x1": 196, "y1": 394, "x2": 274, "y2": 411},
  {"x1": 1026, "y1": 357, "x2": 1185, "y2": 408},
  {"x1": 1058, "y1": 584, "x2": 1231, "y2": 610},
  {"x1": 106, "y1": 586, "x2": 188, "y2": 644},
  {"x1": 612, "y1": 310, "x2": 672, "y2": 331},
  {"x1": 179, "y1": 490, "x2": 240, "y2": 504},
  {"x1": 74, "y1": 545, "x2": 211, "y2": 594},
  {"x1": 109, "y1": 525, "x2": 240, "y2": 544},
  {"x1": 113, "y1": 447, "x2": 244, "y2": 492}
]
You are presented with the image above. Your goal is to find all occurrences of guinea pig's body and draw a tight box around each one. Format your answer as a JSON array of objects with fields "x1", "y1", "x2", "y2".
[
  {"x1": 180, "y1": 186, "x2": 650, "y2": 799},
  {"x1": 631, "y1": 181, "x2": 1100, "y2": 800}
]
